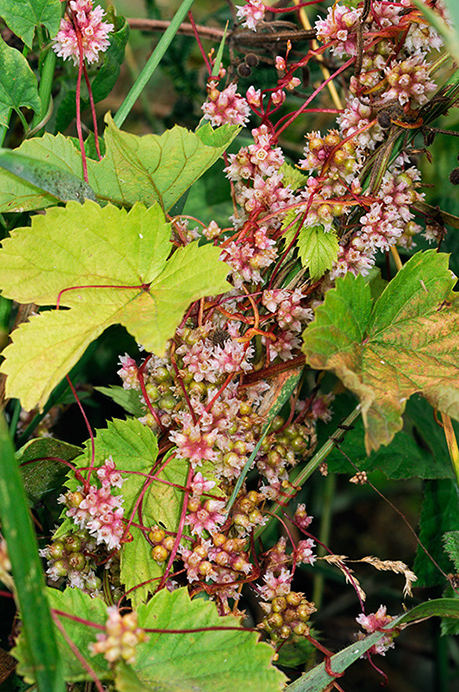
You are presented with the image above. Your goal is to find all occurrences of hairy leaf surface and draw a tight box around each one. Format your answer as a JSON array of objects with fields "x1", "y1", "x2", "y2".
[
  {"x1": 135, "y1": 588, "x2": 287, "y2": 692},
  {"x1": 0, "y1": 201, "x2": 231, "y2": 410},
  {"x1": 302, "y1": 251, "x2": 459, "y2": 452}
]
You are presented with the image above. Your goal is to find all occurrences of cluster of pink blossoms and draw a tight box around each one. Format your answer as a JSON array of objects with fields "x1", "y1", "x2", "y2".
[
  {"x1": 60, "y1": 457, "x2": 126, "y2": 551},
  {"x1": 236, "y1": 0, "x2": 266, "y2": 31},
  {"x1": 53, "y1": 0, "x2": 114, "y2": 65},
  {"x1": 202, "y1": 80, "x2": 251, "y2": 127},
  {"x1": 356, "y1": 605, "x2": 397, "y2": 656}
]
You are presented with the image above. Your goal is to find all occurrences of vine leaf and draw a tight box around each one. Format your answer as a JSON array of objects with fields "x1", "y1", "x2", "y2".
[
  {"x1": 94, "y1": 114, "x2": 239, "y2": 211},
  {"x1": 0, "y1": 201, "x2": 231, "y2": 410},
  {"x1": 283, "y1": 218, "x2": 338, "y2": 280},
  {"x1": 53, "y1": 418, "x2": 177, "y2": 607},
  {"x1": 0, "y1": 37, "x2": 41, "y2": 126},
  {"x1": 13, "y1": 587, "x2": 110, "y2": 684},
  {"x1": 0, "y1": 0, "x2": 61, "y2": 49},
  {"x1": 0, "y1": 116, "x2": 238, "y2": 213},
  {"x1": 134, "y1": 587, "x2": 287, "y2": 692},
  {"x1": 302, "y1": 250, "x2": 459, "y2": 453}
]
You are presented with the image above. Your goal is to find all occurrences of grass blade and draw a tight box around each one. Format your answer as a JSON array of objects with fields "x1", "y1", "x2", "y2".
[
  {"x1": 0, "y1": 412, "x2": 65, "y2": 692},
  {"x1": 114, "y1": 0, "x2": 196, "y2": 128}
]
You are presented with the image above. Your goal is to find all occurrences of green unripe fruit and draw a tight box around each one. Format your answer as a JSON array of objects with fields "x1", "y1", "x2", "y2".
[
  {"x1": 53, "y1": 559, "x2": 69, "y2": 577},
  {"x1": 64, "y1": 535, "x2": 82, "y2": 553},
  {"x1": 68, "y1": 552, "x2": 86, "y2": 571},
  {"x1": 49, "y1": 541, "x2": 65, "y2": 560},
  {"x1": 272, "y1": 597, "x2": 287, "y2": 613},
  {"x1": 286, "y1": 591, "x2": 303, "y2": 606},
  {"x1": 268, "y1": 613, "x2": 284, "y2": 629}
]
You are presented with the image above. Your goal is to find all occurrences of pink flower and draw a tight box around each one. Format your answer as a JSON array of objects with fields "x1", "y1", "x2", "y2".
[
  {"x1": 202, "y1": 82, "x2": 250, "y2": 127},
  {"x1": 236, "y1": 0, "x2": 266, "y2": 31},
  {"x1": 356, "y1": 605, "x2": 396, "y2": 656},
  {"x1": 190, "y1": 471, "x2": 216, "y2": 495},
  {"x1": 53, "y1": 0, "x2": 114, "y2": 66},
  {"x1": 96, "y1": 456, "x2": 126, "y2": 488}
]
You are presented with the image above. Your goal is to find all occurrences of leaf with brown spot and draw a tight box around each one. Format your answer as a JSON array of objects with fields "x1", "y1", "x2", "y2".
[{"x1": 302, "y1": 250, "x2": 459, "y2": 453}]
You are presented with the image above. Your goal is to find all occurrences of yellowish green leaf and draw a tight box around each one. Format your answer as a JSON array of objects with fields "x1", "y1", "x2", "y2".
[
  {"x1": 0, "y1": 201, "x2": 231, "y2": 410},
  {"x1": 302, "y1": 250, "x2": 459, "y2": 453}
]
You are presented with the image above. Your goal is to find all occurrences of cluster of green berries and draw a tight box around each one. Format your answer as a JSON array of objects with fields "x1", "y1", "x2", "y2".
[{"x1": 260, "y1": 591, "x2": 316, "y2": 641}]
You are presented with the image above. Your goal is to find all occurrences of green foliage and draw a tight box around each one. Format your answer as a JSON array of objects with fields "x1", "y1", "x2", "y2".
[
  {"x1": 0, "y1": 201, "x2": 231, "y2": 410},
  {"x1": 283, "y1": 217, "x2": 339, "y2": 280},
  {"x1": 443, "y1": 530, "x2": 459, "y2": 571},
  {"x1": 0, "y1": 116, "x2": 238, "y2": 212},
  {"x1": 414, "y1": 480, "x2": 459, "y2": 587},
  {"x1": 0, "y1": 37, "x2": 41, "y2": 126},
  {"x1": 134, "y1": 587, "x2": 287, "y2": 692},
  {"x1": 0, "y1": 0, "x2": 61, "y2": 49},
  {"x1": 0, "y1": 414, "x2": 65, "y2": 692},
  {"x1": 0, "y1": 147, "x2": 97, "y2": 202},
  {"x1": 13, "y1": 587, "x2": 110, "y2": 683},
  {"x1": 18, "y1": 437, "x2": 82, "y2": 505},
  {"x1": 327, "y1": 395, "x2": 456, "y2": 480},
  {"x1": 95, "y1": 385, "x2": 145, "y2": 417},
  {"x1": 303, "y1": 250, "x2": 459, "y2": 453}
]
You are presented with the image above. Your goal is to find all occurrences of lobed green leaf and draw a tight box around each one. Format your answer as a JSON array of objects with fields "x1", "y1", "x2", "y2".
[
  {"x1": 0, "y1": 201, "x2": 231, "y2": 410},
  {"x1": 303, "y1": 250, "x2": 459, "y2": 453},
  {"x1": 134, "y1": 587, "x2": 287, "y2": 692}
]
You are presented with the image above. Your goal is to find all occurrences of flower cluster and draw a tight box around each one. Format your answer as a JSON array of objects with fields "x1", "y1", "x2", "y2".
[
  {"x1": 202, "y1": 81, "x2": 251, "y2": 127},
  {"x1": 53, "y1": 0, "x2": 114, "y2": 65},
  {"x1": 59, "y1": 457, "x2": 127, "y2": 551},
  {"x1": 90, "y1": 606, "x2": 148, "y2": 664},
  {"x1": 236, "y1": 0, "x2": 266, "y2": 31},
  {"x1": 356, "y1": 605, "x2": 397, "y2": 656}
]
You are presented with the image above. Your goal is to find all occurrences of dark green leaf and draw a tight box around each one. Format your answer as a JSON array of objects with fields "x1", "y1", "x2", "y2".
[
  {"x1": 443, "y1": 530, "x2": 459, "y2": 571},
  {"x1": 0, "y1": 0, "x2": 61, "y2": 49},
  {"x1": 18, "y1": 437, "x2": 82, "y2": 505},
  {"x1": 414, "y1": 480, "x2": 459, "y2": 587},
  {"x1": 0, "y1": 38, "x2": 41, "y2": 126}
]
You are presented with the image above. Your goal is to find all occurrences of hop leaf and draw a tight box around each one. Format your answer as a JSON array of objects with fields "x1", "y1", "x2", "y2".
[
  {"x1": 302, "y1": 250, "x2": 459, "y2": 453},
  {"x1": 0, "y1": 201, "x2": 231, "y2": 410}
]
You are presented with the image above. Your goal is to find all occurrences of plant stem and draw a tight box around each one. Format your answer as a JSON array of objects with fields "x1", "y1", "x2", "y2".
[
  {"x1": 30, "y1": 48, "x2": 57, "y2": 135},
  {"x1": 312, "y1": 472, "x2": 336, "y2": 609},
  {"x1": 114, "y1": 0, "x2": 196, "y2": 129}
]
